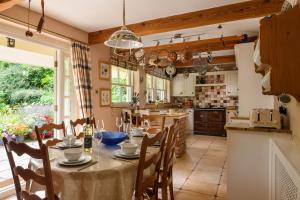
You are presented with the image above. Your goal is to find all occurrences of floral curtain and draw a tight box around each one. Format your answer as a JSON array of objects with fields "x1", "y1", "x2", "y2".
[{"x1": 71, "y1": 41, "x2": 93, "y2": 118}]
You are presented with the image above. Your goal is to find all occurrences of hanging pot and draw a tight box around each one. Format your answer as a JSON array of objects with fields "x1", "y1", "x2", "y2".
[
  {"x1": 182, "y1": 51, "x2": 193, "y2": 63},
  {"x1": 165, "y1": 65, "x2": 177, "y2": 79},
  {"x1": 167, "y1": 51, "x2": 178, "y2": 62}
]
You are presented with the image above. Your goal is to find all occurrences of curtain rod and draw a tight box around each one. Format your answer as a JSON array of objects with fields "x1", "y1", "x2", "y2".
[{"x1": 0, "y1": 13, "x2": 89, "y2": 45}]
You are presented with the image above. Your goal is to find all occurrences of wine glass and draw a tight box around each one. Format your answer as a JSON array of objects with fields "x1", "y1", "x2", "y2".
[
  {"x1": 93, "y1": 130, "x2": 102, "y2": 160},
  {"x1": 116, "y1": 117, "x2": 123, "y2": 132},
  {"x1": 101, "y1": 120, "x2": 105, "y2": 131}
]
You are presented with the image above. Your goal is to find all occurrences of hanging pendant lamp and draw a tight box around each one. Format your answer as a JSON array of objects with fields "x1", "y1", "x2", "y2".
[{"x1": 104, "y1": 0, "x2": 143, "y2": 49}]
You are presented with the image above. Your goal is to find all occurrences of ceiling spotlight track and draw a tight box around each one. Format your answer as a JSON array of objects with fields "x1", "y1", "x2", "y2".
[{"x1": 152, "y1": 24, "x2": 225, "y2": 46}]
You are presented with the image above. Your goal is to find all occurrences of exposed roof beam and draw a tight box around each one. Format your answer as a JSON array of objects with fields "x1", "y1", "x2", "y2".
[
  {"x1": 0, "y1": 0, "x2": 21, "y2": 12},
  {"x1": 143, "y1": 35, "x2": 257, "y2": 56},
  {"x1": 88, "y1": 0, "x2": 283, "y2": 44},
  {"x1": 175, "y1": 55, "x2": 236, "y2": 68}
]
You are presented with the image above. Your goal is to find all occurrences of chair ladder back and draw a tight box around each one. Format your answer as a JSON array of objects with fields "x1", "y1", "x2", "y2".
[
  {"x1": 35, "y1": 122, "x2": 66, "y2": 147},
  {"x1": 135, "y1": 127, "x2": 168, "y2": 200},
  {"x1": 164, "y1": 119, "x2": 180, "y2": 175},
  {"x1": 70, "y1": 118, "x2": 96, "y2": 137},
  {"x1": 3, "y1": 137, "x2": 56, "y2": 200},
  {"x1": 141, "y1": 115, "x2": 166, "y2": 132},
  {"x1": 159, "y1": 119, "x2": 180, "y2": 200}
]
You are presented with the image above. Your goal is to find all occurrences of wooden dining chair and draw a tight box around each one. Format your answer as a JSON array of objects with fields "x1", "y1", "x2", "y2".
[
  {"x1": 70, "y1": 118, "x2": 96, "y2": 138},
  {"x1": 158, "y1": 119, "x2": 180, "y2": 200},
  {"x1": 3, "y1": 137, "x2": 58, "y2": 200},
  {"x1": 140, "y1": 115, "x2": 166, "y2": 133},
  {"x1": 35, "y1": 122, "x2": 66, "y2": 147},
  {"x1": 134, "y1": 127, "x2": 168, "y2": 200}
]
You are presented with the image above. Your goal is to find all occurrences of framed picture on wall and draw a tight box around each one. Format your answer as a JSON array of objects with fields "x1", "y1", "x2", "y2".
[
  {"x1": 99, "y1": 88, "x2": 111, "y2": 107},
  {"x1": 99, "y1": 62, "x2": 111, "y2": 80}
]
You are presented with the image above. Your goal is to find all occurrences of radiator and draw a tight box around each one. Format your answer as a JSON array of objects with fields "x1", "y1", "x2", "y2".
[{"x1": 272, "y1": 140, "x2": 300, "y2": 200}]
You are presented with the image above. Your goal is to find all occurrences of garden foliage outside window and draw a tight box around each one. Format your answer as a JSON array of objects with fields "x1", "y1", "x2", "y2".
[
  {"x1": 111, "y1": 65, "x2": 133, "y2": 103},
  {"x1": 146, "y1": 74, "x2": 168, "y2": 103}
]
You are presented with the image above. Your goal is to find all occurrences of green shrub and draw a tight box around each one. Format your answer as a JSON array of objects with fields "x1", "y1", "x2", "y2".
[
  {"x1": 39, "y1": 90, "x2": 54, "y2": 105},
  {"x1": 10, "y1": 89, "x2": 43, "y2": 105},
  {"x1": 0, "y1": 61, "x2": 54, "y2": 107}
]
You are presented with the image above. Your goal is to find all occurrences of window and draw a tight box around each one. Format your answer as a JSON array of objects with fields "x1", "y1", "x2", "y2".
[
  {"x1": 111, "y1": 65, "x2": 133, "y2": 103},
  {"x1": 63, "y1": 56, "x2": 71, "y2": 121},
  {"x1": 146, "y1": 74, "x2": 169, "y2": 103}
]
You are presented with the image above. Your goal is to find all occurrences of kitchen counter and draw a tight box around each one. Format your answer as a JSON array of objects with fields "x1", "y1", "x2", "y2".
[
  {"x1": 194, "y1": 107, "x2": 226, "y2": 111},
  {"x1": 137, "y1": 110, "x2": 188, "y2": 119},
  {"x1": 225, "y1": 121, "x2": 292, "y2": 134}
]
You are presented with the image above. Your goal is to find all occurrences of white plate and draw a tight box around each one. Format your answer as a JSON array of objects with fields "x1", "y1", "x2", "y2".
[
  {"x1": 113, "y1": 150, "x2": 140, "y2": 159},
  {"x1": 56, "y1": 141, "x2": 83, "y2": 148},
  {"x1": 62, "y1": 156, "x2": 85, "y2": 164},
  {"x1": 56, "y1": 155, "x2": 92, "y2": 166}
]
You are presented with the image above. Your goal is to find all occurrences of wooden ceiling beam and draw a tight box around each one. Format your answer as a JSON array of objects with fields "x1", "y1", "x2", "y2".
[
  {"x1": 0, "y1": 0, "x2": 21, "y2": 12},
  {"x1": 88, "y1": 0, "x2": 283, "y2": 44},
  {"x1": 175, "y1": 55, "x2": 236, "y2": 68},
  {"x1": 143, "y1": 35, "x2": 257, "y2": 56}
]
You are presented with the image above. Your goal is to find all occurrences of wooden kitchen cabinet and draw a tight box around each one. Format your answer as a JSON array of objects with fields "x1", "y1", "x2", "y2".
[
  {"x1": 172, "y1": 74, "x2": 195, "y2": 96},
  {"x1": 226, "y1": 71, "x2": 238, "y2": 96},
  {"x1": 259, "y1": 5, "x2": 300, "y2": 101}
]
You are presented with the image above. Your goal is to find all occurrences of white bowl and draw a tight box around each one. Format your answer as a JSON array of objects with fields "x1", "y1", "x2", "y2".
[
  {"x1": 132, "y1": 128, "x2": 143, "y2": 135},
  {"x1": 63, "y1": 135, "x2": 76, "y2": 146},
  {"x1": 121, "y1": 143, "x2": 138, "y2": 155},
  {"x1": 64, "y1": 149, "x2": 82, "y2": 161}
]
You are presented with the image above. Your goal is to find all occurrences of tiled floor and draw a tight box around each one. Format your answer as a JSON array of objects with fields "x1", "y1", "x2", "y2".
[
  {"x1": 3, "y1": 134, "x2": 227, "y2": 200},
  {"x1": 173, "y1": 134, "x2": 227, "y2": 200}
]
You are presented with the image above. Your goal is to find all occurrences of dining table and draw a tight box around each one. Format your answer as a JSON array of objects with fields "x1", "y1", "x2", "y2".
[{"x1": 29, "y1": 136, "x2": 157, "y2": 200}]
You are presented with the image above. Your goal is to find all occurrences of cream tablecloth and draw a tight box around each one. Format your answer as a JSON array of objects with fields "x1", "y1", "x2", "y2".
[{"x1": 30, "y1": 138, "x2": 147, "y2": 200}]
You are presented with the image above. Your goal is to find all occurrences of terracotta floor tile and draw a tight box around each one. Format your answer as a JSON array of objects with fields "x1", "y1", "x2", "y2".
[
  {"x1": 191, "y1": 140, "x2": 212, "y2": 149},
  {"x1": 182, "y1": 179, "x2": 218, "y2": 195},
  {"x1": 189, "y1": 170, "x2": 222, "y2": 184},
  {"x1": 197, "y1": 158, "x2": 225, "y2": 168},
  {"x1": 215, "y1": 197, "x2": 228, "y2": 200},
  {"x1": 220, "y1": 174, "x2": 227, "y2": 185},
  {"x1": 217, "y1": 184, "x2": 227, "y2": 198},
  {"x1": 175, "y1": 190, "x2": 215, "y2": 200},
  {"x1": 172, "y1": 169, "x2": 191, "y2": 188}
]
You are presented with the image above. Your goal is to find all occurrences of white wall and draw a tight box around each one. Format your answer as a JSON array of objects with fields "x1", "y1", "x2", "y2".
[{"x1": 235, "y1": 42, "x2": 274, "y2": 117}]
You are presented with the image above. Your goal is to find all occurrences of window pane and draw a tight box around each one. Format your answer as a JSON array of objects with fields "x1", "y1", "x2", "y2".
[
  {"x1": 112, "y1": 85, "x2": 121, "y2": 103},
  {"x1": 156, "y1": 77, "x2": 164, "y2": 90},
  {"x1": 119, "y1": 68, "x2": 130, "y2": 85},
  {"x1": 111, "y1": 66, "x2": 133, "y2": 103},
  {"x1": 64, "y1": 58, "x2": 70, "y2": 76},
  {"x1": 156, "y1": 90, "x2": 165, "y2": 101},
  {"x1": 146, "y1": 74, "x2": 152, "y2": 88},
  {"x1": 64, "y1": 98, "x2": 70, "y2": 117},
  {"x1": 111, "y1": 66, "x2": 119, "y2": 84},
  {"x1": 64, "y1": 77, "x2": 70, "y2": 96},
  {"x1": 147, "y1": 89, "x2": 153, "y2": 103},
  {"x1": 112, "y1": 85, "x2": 132, "y2": 103}
]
